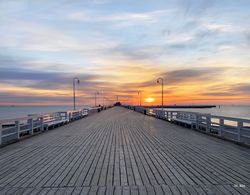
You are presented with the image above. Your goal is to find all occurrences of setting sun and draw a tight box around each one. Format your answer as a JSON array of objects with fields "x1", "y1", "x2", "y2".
[{"x1": 145, "y1": 97, "x2": 155, "y2": 103}]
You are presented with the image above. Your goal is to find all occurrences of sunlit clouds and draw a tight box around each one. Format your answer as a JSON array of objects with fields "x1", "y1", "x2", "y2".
[{"x1": 0, "y1": 0, "x2": 250, "y2": 106}]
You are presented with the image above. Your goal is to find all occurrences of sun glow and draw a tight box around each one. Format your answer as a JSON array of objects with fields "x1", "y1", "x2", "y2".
[{"x1": 145, "y1": 97, "x2": 155, "y2": 103}]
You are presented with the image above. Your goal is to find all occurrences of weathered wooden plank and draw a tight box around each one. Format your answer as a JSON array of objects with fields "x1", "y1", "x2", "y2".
[
  {"x1": 105, "y1": 186, "x2": 114, "y2": 195},
  {"x1": 97, "y1": 186, "x2": 106, "y2": 195},
  {"x1": 114, "y1": 186, "x2": 122, "y2": 195},
  {"x1": 138, "y1": 186, "x2": 147, "y2": 195}
]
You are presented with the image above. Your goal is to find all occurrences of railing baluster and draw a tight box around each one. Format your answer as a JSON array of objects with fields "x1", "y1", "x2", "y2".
[
  {"x1": 40, "y1": 117, "x2": 44, "y2": 131},
  {"x1": 28, "y1": 118, "x2": 34, "y2": 135},
  {"x1": 15, "y1": 121, "x2": 20, "y2": 139},
  {"x1": 219, "y1": 118, "x2": 224, "y2": 137},
  {"x1": 195, "y1": 114, "x2": 199, "y2": 130},
  {"x1": 206, "y1": 115, "x2": 211, "y2": 133},
  {"x1": 69, "y1": 113, "x2": 71, "y2": 122},
  {"x1": 237, "y1": 121, "x2": 243, "y2": 142}
]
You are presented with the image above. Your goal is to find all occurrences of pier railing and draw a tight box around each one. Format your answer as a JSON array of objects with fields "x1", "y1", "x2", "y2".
[
  {"x1": 0, "y1": 106, "x2": 110, "y2": 146},
  {"x1": 124, "y1": 106, "x2": 250, "y2": 146}
]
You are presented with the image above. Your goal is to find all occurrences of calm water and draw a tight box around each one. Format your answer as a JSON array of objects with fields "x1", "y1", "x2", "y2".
[
  {"x1": 0, "y1": 105, "x2": 250, "y2": 121},
  {"x1": 0, "y1": 106, "x2": 80, "y2": 120}
]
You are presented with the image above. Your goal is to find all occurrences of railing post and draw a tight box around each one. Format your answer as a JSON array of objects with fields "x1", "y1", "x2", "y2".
[
  {"x1": 15, "y1": 120, "x2": 20, "y2": 139},
  {"x1": 166, "y1": 111, "x2": 169, "y2": 121},
  {"x1": 195, "y1": 114, "x2": 199, "y2": 130},
  {"x1": 219, "y1": 118, "x2": 224, "y2": 137},
  {"x1": 0, "y1": 123, "x2": 2, "y2": 145},
  {"x1": 69, "y1": 113, "x2": 71, "y2": 122},
  {"x1": 206, "y1": 115, "x2": 211, "y2": 133},
  {"x1": 28, "y1": 118, "x2": 34, "y2": 134},
  {"x1": 40, "y1": 117, "x2": 44, "y2": 131},
  {"x1": 237, "y1": 121, "x2": 243, "y2": 142}
]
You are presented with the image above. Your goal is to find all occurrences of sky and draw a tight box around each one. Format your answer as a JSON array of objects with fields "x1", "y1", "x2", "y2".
[{"x1": 0, "y1": 0, "x2": 250, "y2": 106}]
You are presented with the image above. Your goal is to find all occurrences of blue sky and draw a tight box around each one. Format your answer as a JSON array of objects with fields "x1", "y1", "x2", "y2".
[{"x1": 0, "y1": 0, "x2": 250, "y2": 105}]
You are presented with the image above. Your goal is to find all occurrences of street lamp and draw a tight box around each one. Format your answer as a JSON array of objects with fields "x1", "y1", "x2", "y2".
[
  {"x1": 138, "y1": 90, "x2": 142, "y2": 106},
  {"x1": 156, "y1": 77, "x2": 164, "y2": 110},
  {"x1": 73, "y1": 77, "x2": 80, "y2": 110},
  {"x1": 94, "y1": 91, "x2": 99, "y2": 107}
]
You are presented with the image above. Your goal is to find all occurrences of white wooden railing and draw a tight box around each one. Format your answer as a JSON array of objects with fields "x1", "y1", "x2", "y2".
[
  {"x1": 0, "y1": 115, "x2": 44, "y2": 145},
  {"x1": 123, "y1": 106, "x2": 250, "y2": 146},
  {"x1": 0, "y1": 106, "x2": 110, "y2": 146},
  {"x1": 155, "y1": 109, "x2": 250, "y2": 145}
]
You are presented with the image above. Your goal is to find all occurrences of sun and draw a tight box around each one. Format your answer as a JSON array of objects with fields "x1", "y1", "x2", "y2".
[{"x1": 145, "y1": 97, "x2": 155, "y2": 103}]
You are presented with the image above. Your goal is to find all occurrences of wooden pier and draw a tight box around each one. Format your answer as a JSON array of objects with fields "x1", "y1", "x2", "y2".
[{"x1": 0, "y1": 107, "x2": 249, "y2": 194}]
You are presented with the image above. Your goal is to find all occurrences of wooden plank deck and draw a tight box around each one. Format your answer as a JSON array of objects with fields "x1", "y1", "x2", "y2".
[{"x1": 0, "y1": 107, "x2": 249, "y2": 195}]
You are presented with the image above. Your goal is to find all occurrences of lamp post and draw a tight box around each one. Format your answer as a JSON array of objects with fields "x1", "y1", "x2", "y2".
[
  {"x1": 94, "y1": 91, "x2": 99, "y2": 107},
  {"x1": 156, "y1": 77, "x2": 164, "y2": 110},
  {"x1": 73, "y1": 77, "x2": 80, "y2": 110},
  {"x1": 138, "y1": 90, "x2": 142, "y2": 106}
]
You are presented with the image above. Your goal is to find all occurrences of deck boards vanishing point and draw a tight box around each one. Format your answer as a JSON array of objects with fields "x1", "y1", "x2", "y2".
[{"x1": 0, "y1": 107, "x2": 249, "y2": 195}]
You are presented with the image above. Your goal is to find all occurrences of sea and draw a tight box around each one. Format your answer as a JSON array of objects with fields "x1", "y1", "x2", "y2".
[
  {"x1": 0, "y1": 106, "x2": 82, "y2": 121},
  {"x1": 0, "y1": 105, "x2": 249, "y2": 121}
]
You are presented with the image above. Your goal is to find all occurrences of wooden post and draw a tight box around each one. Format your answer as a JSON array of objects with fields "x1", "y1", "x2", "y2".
[
  {"x1": 163, "y1": 111, "x2": 166, "y2": 120},
  {"x1": 28, "y1": 118, "x2": 34, "y2": 134},
  {"x1": 195, "y1": 114, "x2": 199, "y2": 130},
  {"x1": 166, "y1": 111, "x2": 169, "y2": 121},
  {"x1": 69, "y1": 113, "x2": 71, "y2": 122},
  {"x1": 206, "y1": 115, "x2": 211, "y2": 133},
  {"x1": 15, "y1": 120, "x2": 20, "y2": 139},
  {"x1": 40, "y1": 117, "x2": 44, "y2": 131},
  {"x1": 219, "y1": 118, "x2": 224, "y2": 137},
  {"x1": 0, "y1": 123, "x2": 2, "y2": 145},
  {"x1": 237, "y1": 121, "x2": 243, "y2": 142}
]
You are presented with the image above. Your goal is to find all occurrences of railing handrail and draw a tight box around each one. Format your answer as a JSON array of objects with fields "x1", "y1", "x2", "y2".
[
  {"x1": 210, "y1": 115, "x2": 250, "y2": 122},
  {"x1": 153, "y1": 109, "x2": 250, "y2": 123},
  {"x1": 0, "y1": 115, "x2": 42, "y2": 124}
]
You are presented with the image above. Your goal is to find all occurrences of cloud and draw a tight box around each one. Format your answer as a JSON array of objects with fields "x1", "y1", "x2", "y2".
[
  {"x1": 92, "y1": 0, "x2": 112, "y2": 4},
  {"x1": 201, "y1": 92, "x2": 238, "y2": 97},
  {"x1": 106, "y1": 44, "x2": 163, "y2": 61},
  {"x1": 0, "y1": 56, "x2": 107, "y2": 91},
  {"x1": 163, "y1": 67, "x2": 226, "y2": 84},
  {"x1": 130, "y1": 67, "x2": 227, "y2": 90},
  {"x1": 67, "y1": 9, "x2": 171, "y2": 27},
  {"x1": 0, "y1": 20, "x2": 117, "y2": 53},
  {"x1": 197, "y1": 83, "x2": 250, "y2": 98},
  {"x1": 246, "y1": 32, "x2": 250, "y2": 46},
  {"x1": 177, "y1": 0, "x2": 216, "y2": 16},
  {"x1": 231, "y1": 83, "x2": 250, "y2": 94},
  {"x1": 0, "y1": 68, "x2": 98, "y2": 91}
]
